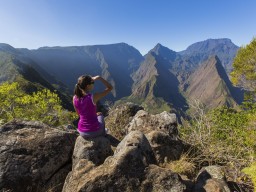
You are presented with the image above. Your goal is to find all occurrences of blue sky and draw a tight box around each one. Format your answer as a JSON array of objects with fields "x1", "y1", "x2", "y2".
[{"x1": 0, "y1": 0, "x2": 255, "y2": 55}]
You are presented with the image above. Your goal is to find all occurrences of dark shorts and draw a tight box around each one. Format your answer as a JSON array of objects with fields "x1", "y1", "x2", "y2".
[{"x1": 78, "y1": 115, "x2": 106, "y2": 139}]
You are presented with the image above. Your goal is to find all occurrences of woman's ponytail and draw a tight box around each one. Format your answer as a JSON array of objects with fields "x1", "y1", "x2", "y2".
[{"x1": 74, "y1": 83, "x2": 83, "y2": 98}]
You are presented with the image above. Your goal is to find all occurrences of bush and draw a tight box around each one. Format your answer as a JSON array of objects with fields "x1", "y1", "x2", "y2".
[
  {"x1": 0, "y1": 82, "x2": 76, "y2": 126},
  {"x1": 210, "y1": 106, "x2": 255, "y2": 159},
  {"x1": 179, "y1": 100, "x2": 256, "y2": 184},
  {"x1": 242, "y1": 162, "x2": 256, "y2": 191}
]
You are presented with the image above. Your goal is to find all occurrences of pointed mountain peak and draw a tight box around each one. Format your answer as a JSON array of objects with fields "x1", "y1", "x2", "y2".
[
  {"x1": 204, "y1": 55, "x2": 228, "y2": 79},
  {"x1": 153, "y1": 43, "x2": 165, "y2": 50},
  {"x1": 206, "y1": 55, "x2": 221, "y2": 66},
  {"x1": 150, "y1": 43, "x2": 176, "y2": 54},
  {"x1": 146, "y1": 43, "x2": 177, "y2": 62}
]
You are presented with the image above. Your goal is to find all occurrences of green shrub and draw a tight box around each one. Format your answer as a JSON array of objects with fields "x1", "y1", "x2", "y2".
[
  {"x1": 242, "y1": 162, "x2": 256, "y2": 191},
  {"x1": 210, "y1": 107, "x2": 255, "y2": 157},
  {"x1": 0, "y1": 82, "x2": 76, "y2": 126},
  {"x1": 180, "y1": 103, "x2": 256, "y2": 167}
]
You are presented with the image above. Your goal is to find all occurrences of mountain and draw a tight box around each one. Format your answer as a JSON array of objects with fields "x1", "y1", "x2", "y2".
[
  {"x1": 0, "y1": 38, "x2": 243, "y2": 115},
  {"x1": 127, "y1": 41, "x2": 242, "y2": 115},
  {"x1": 179, "y1": 38, "x2": 239, "y2": 74},
  {"x1": 0, "y1": 44, "x2": 73, "y2": 110},
  {"x1": 182, "y1": 55, "x2": 243, "y2": 110},
  {"x1": 129, "y1": 44, "x2": 188, "y2": 114},
  {"x1": 20, "y1": 43, "x2": 144, "y2": 101}
]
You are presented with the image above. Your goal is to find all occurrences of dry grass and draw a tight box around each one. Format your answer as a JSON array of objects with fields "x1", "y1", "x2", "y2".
[{"x1": 161, "y1": 154, "x2": 197, "y2": 179}]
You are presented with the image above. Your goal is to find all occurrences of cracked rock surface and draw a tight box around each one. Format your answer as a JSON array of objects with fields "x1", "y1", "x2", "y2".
[{"x1": 0, "y1": 120, "x2": 77, "y2": 192}]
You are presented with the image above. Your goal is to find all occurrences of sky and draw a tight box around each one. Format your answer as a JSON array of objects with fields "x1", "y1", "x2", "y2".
[{"x1": 0, "y1": 0, "x2": 255, "y2": 55}]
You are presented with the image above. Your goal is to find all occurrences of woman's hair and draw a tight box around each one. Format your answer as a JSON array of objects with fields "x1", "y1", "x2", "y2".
[{"x1": 74, "y1": 75, "x2": 93, "y2": 98}]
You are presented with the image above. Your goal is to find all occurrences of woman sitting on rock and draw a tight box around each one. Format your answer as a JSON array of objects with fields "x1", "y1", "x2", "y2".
[{"x1": 73, "y1": 75, "x2": 113, "y2": 138}]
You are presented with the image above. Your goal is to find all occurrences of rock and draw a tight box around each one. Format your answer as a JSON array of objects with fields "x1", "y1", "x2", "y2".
[
  {"x1": 105, "y1": 102, "x2": 143, "y2": 139},
  {"x1": 107, "y1": 102, "x2": 143, "y2": 119},
  {"x1": 142, "y1": 164, "x2": 187, "y2": 192},
  {"x1": 126, "y1": 110, "x2": 178, "y2": 138},
  {"x1": 62, "y1": 131, "x2": 187, "y2": 192},
  {"x1": 125, "y1": 110, "x2": 183, "y2": 164},
  {"x1": 113, "y1": 130, "x2": 157, "y2": 167},
  {"x1": 72, "y1": 135, "x2": 113, "y2": 167},
  {"x1": 194, "y1": 165, "x2": 231, "y2": 192},
  {"x1": 0, "y1": 120, "x2": 77, "y2": 192},
  {"x1": 41, "y1": 163, "x2": 72, "y2": 192},
  {"x1": 146, "y1": 130, "x2": 184, "y2": 164}
]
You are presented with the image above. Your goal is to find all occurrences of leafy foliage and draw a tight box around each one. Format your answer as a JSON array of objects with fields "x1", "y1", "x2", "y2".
[
  {"x1": 231, "y1": 37, "x2": 256, "y2": 92},
  {"x1": 242, "y1": 162, "x2": 256, "y2": 191},
  {"x1": 210, "y1": 106, "x2": 255, "y2": 159},
  {"x1": 181, "y1": 103, "x2": 255, "y2": 163},
  {"x1": 180, "y1": 99, "x2": 256, "y2": 189},
  {"x1": 0, "y1": 82, "x2": 76, "y2": 126}
]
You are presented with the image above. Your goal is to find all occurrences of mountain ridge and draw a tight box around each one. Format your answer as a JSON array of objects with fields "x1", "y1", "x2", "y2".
[
  {"x1": 183, "y1": 55, "x2": 242, "y2": 110},
  {"x1": 0, "y1": 38, "x2": 243, "y2": 115},
  {"x1": 129, "y1": 47, "x2": 188, "y2": 115},
  {"x1": 20, "y1": 43, "x2": 144, "y2": 101},
  {"x1": 179, "y1": 38, "x2": 239, "y2": 73}
]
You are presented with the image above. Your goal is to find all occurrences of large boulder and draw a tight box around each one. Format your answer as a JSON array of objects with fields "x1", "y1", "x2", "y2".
[
  {"x1": 63, "y1": 131, "x2": 187, "y2": 192},
  {"x1": 142, "y1": 164, "x2": 188, "y2": 192},
  {"x1": 146, "y1": 130, "x2": 185, "y2": 164},
  {"x1": 105, "y1": 102, "x2": 143, "y2": 139},
  {"x1": 194, "y1": 165, "x2": 231, "y2": 192},
  {"x1": 126, "y1": 110, "x2": 184, "y2": 164},
  {"x1": 126, "y1": 110, "x2": 178, "y2": 137},
  {"x1": 72, "y1": 135, "x2": 113, "y2": 167},
  {"x1": 0, "y1": 120, "x2": 77, "y2": 192}
]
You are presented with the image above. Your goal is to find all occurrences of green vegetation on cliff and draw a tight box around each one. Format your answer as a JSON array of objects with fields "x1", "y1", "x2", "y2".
[
  {"x1": 0, "y1": 82, "x2": 76, "y2": 126},
  {"x1": 231, "y1": 37, "x2": 256, "y2": 93}
]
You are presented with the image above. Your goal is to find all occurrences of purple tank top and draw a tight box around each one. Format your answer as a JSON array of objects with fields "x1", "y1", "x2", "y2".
[{"x1": 73, "y1": 94, "x2": 100, "y2": 132}]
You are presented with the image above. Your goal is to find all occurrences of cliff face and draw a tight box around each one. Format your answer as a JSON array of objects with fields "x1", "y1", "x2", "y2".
[
  {"x1": 129, "y1": 44, "x2": 188, "y2": 114},
  {"x1": 183, "y1": 55, "x2": 243, "y2": 109},
  {"x1": 185, "y1": 57, "x2": 235, "y2": 108},
  {"x1": 21, "y1": 43, "x2": 144, "y2": 101}
]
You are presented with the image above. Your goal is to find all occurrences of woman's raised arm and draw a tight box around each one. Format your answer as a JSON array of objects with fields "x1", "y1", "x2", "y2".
[{"x1": 92, "y1": 76, "x2": 113, "y2": 103}]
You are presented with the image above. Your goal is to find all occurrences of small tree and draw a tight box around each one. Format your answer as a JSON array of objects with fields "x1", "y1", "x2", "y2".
[
  {"x1": 0, "y1": 82, "x2": 76, "y2": 126},
  {"x1": 231, "y1": 37, "x2": 256, "y2": 93}
]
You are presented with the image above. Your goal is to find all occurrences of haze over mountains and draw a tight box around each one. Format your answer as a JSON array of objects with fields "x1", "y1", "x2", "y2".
[{"x1": 0, "y1": 38, "x2": 243, "y2": 115}]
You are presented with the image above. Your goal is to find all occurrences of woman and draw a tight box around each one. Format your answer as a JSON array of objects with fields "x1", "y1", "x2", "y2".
[{"x1": 73, "y1": 75, "x2": 113, "y2": 138}]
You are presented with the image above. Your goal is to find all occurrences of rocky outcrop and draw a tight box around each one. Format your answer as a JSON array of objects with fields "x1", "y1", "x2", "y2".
[
  {"x1": 126, "y1": 110, "x2": 178, "y2": 136},
  {"x1": 0, "y1": 120, "x2": 77, "y2": 192},
  {"x1": 72, "y1": 135, "x2": 113, "y2": 167},
  {"x1": 146, "y1": 130, "x2": 184, "y2": 164},
  {"x1": 0, "y1": 105, "x2": 239, "y2": 192},
  {"x1": 63, "y1": 131, "x2": 187, "y2": 192},
  {"x1": 126, "y1": 110, "x2": 184, "y2": 164},
  {"x1": 105, "y1": 102, "x2": 143, "y2": 139},
  {"x1": 194, "y1": 165, "x2": 231, "y2": 192}
]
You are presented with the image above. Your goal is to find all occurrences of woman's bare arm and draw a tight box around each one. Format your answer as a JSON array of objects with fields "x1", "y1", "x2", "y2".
[{"x1": 92, "y1": 76, "x2": 113, "y2": 103}]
